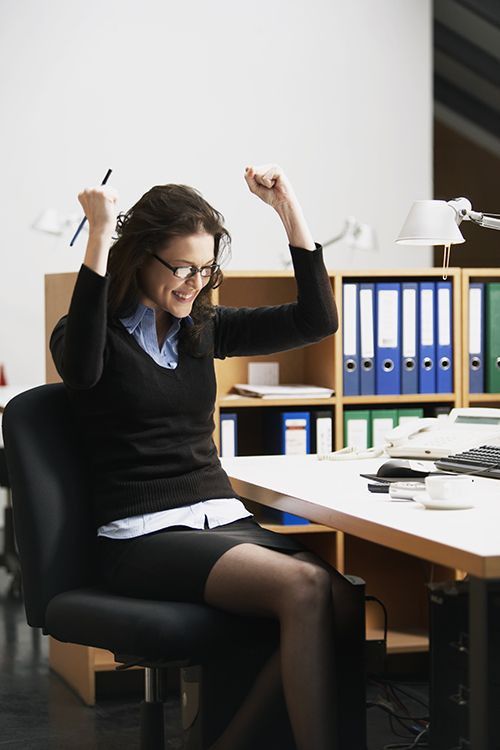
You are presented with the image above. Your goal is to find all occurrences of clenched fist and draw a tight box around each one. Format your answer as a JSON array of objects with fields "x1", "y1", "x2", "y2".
[
  {"x1": 78, "y1": 186, "x2": 119, "y2": 236},
  {"x1": 244, "y1": 164, "x2": 298, "y2": 212}
]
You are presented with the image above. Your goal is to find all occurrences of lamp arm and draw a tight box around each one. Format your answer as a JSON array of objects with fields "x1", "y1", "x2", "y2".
[
  {"x1": 470, "y1": 213, "x2": 500, "y2": 231},
  {"x1": 322, "y1": 225, "x2": 348, "y2": 248},
  {"x1": 447, "y1": 198, "x2": 500, "y2": 231}
]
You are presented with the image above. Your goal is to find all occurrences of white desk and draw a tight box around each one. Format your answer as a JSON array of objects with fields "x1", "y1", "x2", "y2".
[{"x1": 223, "y1": 454, "x2": 500, "y2": 750}]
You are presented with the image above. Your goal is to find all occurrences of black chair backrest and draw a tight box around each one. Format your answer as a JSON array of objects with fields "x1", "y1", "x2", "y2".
[
  {"x1": 2, "y1": 384, "x2": 96, "y2": 628},
  {"x1": 0, "y1": 446, "x2": 9, "y2": 487}
]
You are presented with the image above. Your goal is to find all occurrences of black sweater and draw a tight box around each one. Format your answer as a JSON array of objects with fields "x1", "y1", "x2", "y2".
[{"x1": 50, "y1": 245, "x2": 338, "y2": 527}]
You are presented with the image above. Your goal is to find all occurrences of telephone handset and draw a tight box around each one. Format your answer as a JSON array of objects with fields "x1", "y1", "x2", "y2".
[
  {"x1": 385, "y1": 408, "x2": 500, "y2": 460},
  {"x1": 386, "y1": 418, "x2": 438, "y2": 447}
]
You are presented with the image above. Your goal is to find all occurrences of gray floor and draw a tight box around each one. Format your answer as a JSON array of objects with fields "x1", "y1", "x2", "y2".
[{"x1": 0, "y1": 566, "x2": 429, "y2": 749}]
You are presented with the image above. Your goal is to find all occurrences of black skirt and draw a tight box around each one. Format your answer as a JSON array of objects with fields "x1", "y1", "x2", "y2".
[{"x1": 97, "y1": 516, "x2": 306, "y2": 603}]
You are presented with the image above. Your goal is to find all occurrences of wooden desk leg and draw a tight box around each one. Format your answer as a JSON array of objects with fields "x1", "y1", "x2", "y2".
[{"x1": 469, "y1": 577, "x2": 489, "y2": 750}]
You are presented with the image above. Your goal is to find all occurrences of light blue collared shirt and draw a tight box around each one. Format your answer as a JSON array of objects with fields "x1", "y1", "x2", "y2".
[
  {"x1": 119, "y1": 303, "x2": 182, "y2": 369},
  {"x1": 97, "y1": 304, "x2": 251, "y2": 539}
]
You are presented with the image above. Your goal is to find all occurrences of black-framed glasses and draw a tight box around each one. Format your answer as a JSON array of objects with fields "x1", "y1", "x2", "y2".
[{"x1": 150, "y1": 253, "x2": 219, "y2": 281}]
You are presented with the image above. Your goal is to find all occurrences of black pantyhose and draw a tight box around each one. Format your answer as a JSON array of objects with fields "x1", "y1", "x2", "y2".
[{"x1": 204, "y1": 545, "x2": 338, "y2": 750}]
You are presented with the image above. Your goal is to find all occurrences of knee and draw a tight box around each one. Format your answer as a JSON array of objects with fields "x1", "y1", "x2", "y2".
[{"x1": 283, "y1": 562, "x2": 332, "y2": 615}]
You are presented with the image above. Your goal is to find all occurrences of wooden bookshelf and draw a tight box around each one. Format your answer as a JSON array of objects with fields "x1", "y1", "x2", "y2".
[{"x1": 367, "y1": 628, "x2": 429, "y2": 654}]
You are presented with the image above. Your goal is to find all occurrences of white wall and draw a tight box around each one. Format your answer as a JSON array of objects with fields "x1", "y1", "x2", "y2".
[{"x1": 0, "y1": 0, "x2": 432, "y2": 384}]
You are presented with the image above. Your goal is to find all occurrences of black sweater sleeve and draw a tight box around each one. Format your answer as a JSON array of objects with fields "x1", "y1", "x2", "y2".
[
  {"x1": 213, "y1": 244, "x2": 338, "y2": 359},
  {"x1": 49, "y1": 264, "x2": 110, "y2": 389}
]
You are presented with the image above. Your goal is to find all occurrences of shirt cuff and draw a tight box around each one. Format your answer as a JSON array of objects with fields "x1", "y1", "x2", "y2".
[
  {"x1": 80, "y1": 263, "x2": 111, "y2": 282},
  {"x1": 289, "y1": 242, "x2": 322, "y2": 253}
]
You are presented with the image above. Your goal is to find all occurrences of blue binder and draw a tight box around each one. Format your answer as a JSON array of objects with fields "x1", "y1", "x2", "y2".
[
  {"x1": 265, "y1": 411, "x2": 311, "y2": 524},
  {"x1": 419, "y1": 281, "x2": 436, "y2": 394},
  {"x1": 265, "y1": 411, "x2": 311, "y2": 455},
  {"x1": 469, "y1": 282, "x2": 485, "y2": 393},
  {"x1": 436, "y1": 281, "x2": 453, "y2": 393},
  {"x1": 375, "y1": 282, "x2": 401, "y2": 395},
  {"x1": 359, "y1": 283, "x2": 376, "y2": 395},
  {"x1": 343, "y1": 283, "x2": 360, "y2": 395},
  {"x1": 401, "y1": 282, "x2": 419, "y2": 394}
]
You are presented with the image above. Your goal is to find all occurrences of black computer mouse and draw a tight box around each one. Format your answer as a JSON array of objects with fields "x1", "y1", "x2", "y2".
[{"x1": 376, "y1": 459, "x2": 430, "y2": 479}]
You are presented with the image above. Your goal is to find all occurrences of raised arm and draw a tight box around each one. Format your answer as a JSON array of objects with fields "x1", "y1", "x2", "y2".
[
  {"x1": 244, "y1": 164, "x2": 316, "y2": 251},
  {"x1": 50, "y1": 187, "x2": 118, "y2": 389},
  {"x1": 214, "y1": 165, "x2": 338, "y2": 358}
]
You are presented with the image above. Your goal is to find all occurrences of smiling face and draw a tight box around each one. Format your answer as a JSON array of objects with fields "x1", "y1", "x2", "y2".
[{"x1": 137, "y1": 232, "x2": 216, "y2": 320}]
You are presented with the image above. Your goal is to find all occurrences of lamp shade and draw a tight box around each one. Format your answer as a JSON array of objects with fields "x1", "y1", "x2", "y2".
[{"x1": 396, "y1": 200, "x2": 465, "y2": 246}]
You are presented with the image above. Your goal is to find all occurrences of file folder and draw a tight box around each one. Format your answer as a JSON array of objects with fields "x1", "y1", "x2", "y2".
[
  {"x1": 264, "y1": 410, "x2": 311, "y2": 524},
  {"x1": 312, "y1": 409, "x2": 333, "y2": 454},
  {"x1": 344, "y1": 410, "x2": 370, "y2": 449},
  {"x1": 375, "y1": 283, "x2": 401, "y2": 395},
  {"x1": 220, "y1": 413, "x2": 238, "y2": 457},
  {"x1": 436, "y1": 281, "x2": 453, "y2": 393},
  {"x1": 262, "y1": 507, "x2": 310, "y2": 526},
  {"x1": 397, "y1": 408, "x2": 424, "y2": 425},
  {"x1": 371, "y1": 409, "x2": 398, "y2": 448},
  {"x1": 486, "y1": 283, "x2": 500, "y2": 392},
  {"x1": 265, "y1": 410, "x2": 311, "y2": 455},
  {"x1": 469, "y1": 282, "x2": 485, "y2": 393},
  {"x1": 401, "y1": 282, "x2": 418, "y2": 394},
  {"x1": 343, "y1": 283, "x2": 360, "y2": 395},
  {"x1": 419, "y1": 281, "x2": 436, "y2": 394},
  {"x1": 359, "y1": 283, "x2": 376, "y2": 395}
]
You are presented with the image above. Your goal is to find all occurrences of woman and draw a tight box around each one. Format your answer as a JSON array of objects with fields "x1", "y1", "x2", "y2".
[{"x1": 51, "y1": 164, "x2": 340, "y2": 750}]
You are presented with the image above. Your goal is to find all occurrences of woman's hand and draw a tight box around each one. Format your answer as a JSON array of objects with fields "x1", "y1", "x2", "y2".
[
  {"x1": 244, "y1": 164, "x2": 299, "y2": 212},
  {"x1": 78, "y1": 186, "x2": 119, "y2": 237},
  {"x1": 78, "y1": 186, "x2": 119, "y2": 277},
  {"x1": 244, "y1": 164, "x2": 315, "y2": 250}
]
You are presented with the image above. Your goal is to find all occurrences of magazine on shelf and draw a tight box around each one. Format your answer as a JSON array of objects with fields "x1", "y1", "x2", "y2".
[{"x1": 233, "y1": 384, "x2": 334, "y2": 399}]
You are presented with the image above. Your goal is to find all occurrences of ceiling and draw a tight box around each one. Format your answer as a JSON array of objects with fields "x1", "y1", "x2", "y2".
[{"x1": 434, "y1": 0, "x2": 500, "y2": 156}]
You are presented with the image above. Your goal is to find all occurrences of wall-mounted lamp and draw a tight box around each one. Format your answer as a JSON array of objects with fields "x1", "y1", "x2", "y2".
[
  {"x1": 32, "y1": 209, "x2": 81, "y2": 237},
  {"x1": 396, "y1": 198, "x2": 500, "y2": 277},
  {"x1": 323, "y1": 216, "x2": 378, "y2": 253},
  {"x1": 279, "y1": 216, "x2": 377, "y2": 269}
]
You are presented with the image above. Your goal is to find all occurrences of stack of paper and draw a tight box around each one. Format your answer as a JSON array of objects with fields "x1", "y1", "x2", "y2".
[{"x1": 233, "y1": 384, "x2": 334, "y2": 399}]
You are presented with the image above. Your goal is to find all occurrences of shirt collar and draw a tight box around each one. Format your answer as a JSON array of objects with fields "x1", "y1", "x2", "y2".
[{"x1": 120, "y1": 303, "x2": 191, "y2": 337}]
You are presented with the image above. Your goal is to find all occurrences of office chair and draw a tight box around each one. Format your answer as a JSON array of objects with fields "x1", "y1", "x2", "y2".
[
  {"x1": 0, "y1": 445, "x2": 22, "y2": 599},
  {"x1": 2, "y1": 383, "x2": 367, "y2": 750}
]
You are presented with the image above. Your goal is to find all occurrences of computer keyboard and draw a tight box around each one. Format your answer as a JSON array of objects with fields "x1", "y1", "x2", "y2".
[{"x1": 435, "y1": 445, "x2": 500, "y2": 479}]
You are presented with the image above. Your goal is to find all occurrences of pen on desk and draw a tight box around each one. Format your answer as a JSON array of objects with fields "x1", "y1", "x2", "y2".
[{"x1": 69, "y1": 168, "x2": 113, "y2": 247}]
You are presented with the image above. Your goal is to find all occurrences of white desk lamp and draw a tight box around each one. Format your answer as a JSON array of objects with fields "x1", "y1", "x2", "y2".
[{"x1": 396, "y1": 198, "x2": 500, "y2": 278}]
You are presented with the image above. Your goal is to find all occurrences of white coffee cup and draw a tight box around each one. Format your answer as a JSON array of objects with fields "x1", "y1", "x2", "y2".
[{"x1": 425, "y1": 475, "x2": 476, "y2": 500}]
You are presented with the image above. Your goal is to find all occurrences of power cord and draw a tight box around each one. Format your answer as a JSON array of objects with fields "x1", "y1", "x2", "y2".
[
  {"x1": 383, "y1": 726, "x2": 428, "y2": 749},
  {"x1": 368, "y1": 677, "x2": 429, "y2": 748},
  {"x1": 365, "y1": 596, "x2": 430, "y2": 748}
]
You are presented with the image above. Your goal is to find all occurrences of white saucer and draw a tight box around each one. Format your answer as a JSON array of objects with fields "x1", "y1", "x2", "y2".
[{"x1": 412, "y1": 491, "x2": 474, "y2": 510}]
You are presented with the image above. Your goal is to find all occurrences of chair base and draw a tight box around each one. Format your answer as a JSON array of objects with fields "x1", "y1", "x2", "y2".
[{"x1": 140, "y1": 700, "x2": 165, "y2": 749}]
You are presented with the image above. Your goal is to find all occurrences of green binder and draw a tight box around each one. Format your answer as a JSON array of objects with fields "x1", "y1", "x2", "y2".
[
  {"x1": 371, "y1": 409, "x2": 398, "y2": 448},
  {"x1": 344, "y1": 410, "x2": 371, "y2": 449},
  {"x1": 486, "y1": 283, "x2": 500, "y2": 393}
]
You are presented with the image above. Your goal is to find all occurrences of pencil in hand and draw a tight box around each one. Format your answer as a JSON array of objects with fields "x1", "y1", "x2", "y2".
[{"x1": 69, "y1": 168, "x2": 113, "y2": 247}]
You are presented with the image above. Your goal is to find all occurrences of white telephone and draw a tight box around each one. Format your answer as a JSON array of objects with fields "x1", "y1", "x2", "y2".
[{"x1": 385, "y1": 407, "x2": 500, "y2": 460}]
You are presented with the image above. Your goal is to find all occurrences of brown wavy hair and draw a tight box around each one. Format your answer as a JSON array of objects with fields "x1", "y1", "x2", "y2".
[{"x1": 107, "y1": 184, "x2": 231, "y2": 355}]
